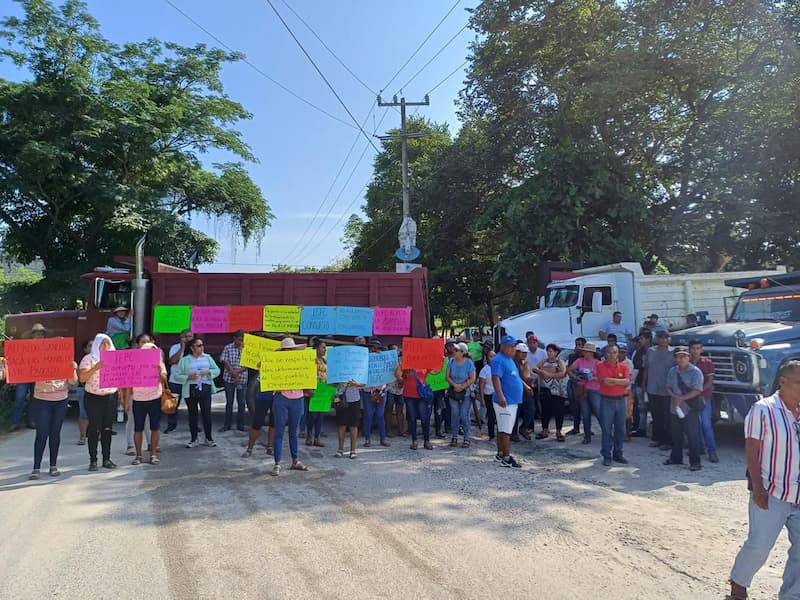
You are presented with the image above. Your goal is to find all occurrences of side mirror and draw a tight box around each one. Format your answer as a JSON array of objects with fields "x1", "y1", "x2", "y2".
[{"x1": 591, "y1": 291, "x2": 602, "y2": 313}]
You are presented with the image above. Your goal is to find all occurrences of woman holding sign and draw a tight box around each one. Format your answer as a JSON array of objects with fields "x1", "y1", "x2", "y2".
[
  {"x1": 173, "y1": 337, "x2": 221, "y2": 448},
  {"x1": 271, "y1": 337, "x2": 311, "y2": 476},
  {"x1": 130, "y1": 342, "x2": 167, "y2": 465},
  {"x1": 29, "y1": 352, "x2": 79, "y2": 479},
  {"x1": 79, "y1": 334, "x2": 119, "y2": 471}
]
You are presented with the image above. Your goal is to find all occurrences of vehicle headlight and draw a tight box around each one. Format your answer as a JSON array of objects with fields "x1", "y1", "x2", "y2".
[{"x1": 733, "y1": 354, "x2": 751, "y2": 382}]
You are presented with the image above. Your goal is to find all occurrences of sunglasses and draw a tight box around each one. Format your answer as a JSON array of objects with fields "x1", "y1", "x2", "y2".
[{"x1": 193, "y1": 343, "x2": 204, "y2": 348}]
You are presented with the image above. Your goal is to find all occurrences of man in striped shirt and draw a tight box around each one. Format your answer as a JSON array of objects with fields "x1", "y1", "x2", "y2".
[{"x1": 730, "y1": 360, "x2": 800, "y2": 600}]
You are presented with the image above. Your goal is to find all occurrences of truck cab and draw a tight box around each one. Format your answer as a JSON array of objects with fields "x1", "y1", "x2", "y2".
[{"x1": 671, "y1": 272, "x2": 800, "y2": 423}]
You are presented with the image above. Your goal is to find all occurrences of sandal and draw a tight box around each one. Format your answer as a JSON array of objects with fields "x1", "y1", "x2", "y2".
[
  {"x1": 77, "y1": 437, "x2": 86, "y2": 446},
  {"x1": 335, "y1": 449, "x2": 345, "y2": 458},
  {"x1": 410, "y1": 441, "x2": 418, "y2": 450},
  {"x1": 424, "y1": 441, "x2": 433, "y2": 450},
  {"x1": 29, "y1": 469, "x2": 40, "y2": 480},
  {"x1": 449, "y1": 438, "x2": 458, "y2": 447},
  {"x1": 462, "y1": 440, "x2": 470, "y2": 448},
  {"x1": 556, "y1": 434, "x2": 565, "y2": 442},
  {"x1": 49, "y1": 467, "x2": 61, "y2": 477},
  {"x1": 149, "y1": 455, "x2": 160, "y2": 465},
  {"x1": 271, "y1": 464, "x2": 281, "y2": 476},
  {"x1": 132, "y1": 456, "x2": 143, "y2": 465},
  {"x1": 535, "y1": 432, "x2": 549, "y2": 440},
  {"x1": 266, "y1": 446, "x2": 274, "y2": 456},
  {"x1": 363, "y1": 440, "x2": 371, "y2": 448},
  {"x1": 125, "y1": 447, "x2": 136, "y2": 456},
  {"x1": 313, "y1": 439, "x2": 325, "y2": 447},
  {"x1": 305, "y1": 438, "x2": 313, "y2": 446},
  {"x1": 349, "y1": 451, "x2": 358, "y2": 459},
  {"x1": 242, "y1": 448, "x2": 253, "y2": 458},
  {"x1": 290, "y1": 461, "x2": 309, "y2": 471}
]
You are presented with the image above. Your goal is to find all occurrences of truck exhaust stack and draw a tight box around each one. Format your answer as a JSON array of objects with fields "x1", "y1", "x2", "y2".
[{"x1": 132, "y1": 234, "x2": 149, "y2": 337}]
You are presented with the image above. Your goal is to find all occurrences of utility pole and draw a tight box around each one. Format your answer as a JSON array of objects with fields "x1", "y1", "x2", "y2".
[{"x1": 376, "y1": 95, "x2": 430, "y2": 265}]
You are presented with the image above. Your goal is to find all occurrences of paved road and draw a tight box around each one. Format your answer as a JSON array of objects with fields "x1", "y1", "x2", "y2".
[{"x1": 0, "y1": 397, "x2": 790, "y2": 599}]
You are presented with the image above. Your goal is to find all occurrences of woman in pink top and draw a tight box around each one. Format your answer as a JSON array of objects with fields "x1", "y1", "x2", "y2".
[
  {"x1": 131, "y1": 342, "x2": 167, "y2": 465},
  {"x1": 566, "y1": 342, "x2": 602, "y2": 444},
  {"x1": 29, "y1": 346, "x2": 78, "y2": 480}
]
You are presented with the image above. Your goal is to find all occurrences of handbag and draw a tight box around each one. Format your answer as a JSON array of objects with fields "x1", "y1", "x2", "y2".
[
  {"x1": 677, "y1": 373, "x2": 706, "y2": 411},
  {"x1": 411, "y1": 371, "x2": 434, "y2": 401},
  {"x1": 449, "y1": 387, "x2": 467, "y2": 403},
  {"x1": 160, "y1": 387, "x2": 177, "y2": 414},
  {"x1": 370, "y1": 389, "x2": 384, "y2": 405}
]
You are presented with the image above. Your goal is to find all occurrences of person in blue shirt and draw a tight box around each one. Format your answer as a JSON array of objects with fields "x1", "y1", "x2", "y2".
[{"x1": 491, "y1": 335, "x2": 524, "y2": 468}]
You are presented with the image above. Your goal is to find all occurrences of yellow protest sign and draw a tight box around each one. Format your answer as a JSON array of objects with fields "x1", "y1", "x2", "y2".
[
  {"x1": 263, "y1": 305, "x2": 302, "y2": 333},
  {"x1": 240, "y1": 333, "x2": 280, "y2": 369},
  {"x1": 260, "y1": 349, "x2": 317, "y2": 391}
]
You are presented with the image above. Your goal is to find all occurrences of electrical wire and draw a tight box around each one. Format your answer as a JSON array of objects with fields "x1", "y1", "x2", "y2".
[
  {"x1": 396, "y1": 24, "x2": 469, "y2": 94},
  {"x1": 265, "y1": 0, "x2": 381, "y2": 153},
  {"x1": 163, "y1": 0, "x2": 357, "y2": 130},
  {"x1": 426, "y1": 59, "x2": 469, "y2": 96}
]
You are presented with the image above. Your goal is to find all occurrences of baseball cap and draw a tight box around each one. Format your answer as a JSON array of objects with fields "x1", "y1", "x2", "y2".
[
  {"x1": 515, "y1": 343, "x2": 528, "y2": 353},
  {"x1": 500, "y1": 335, "x2": 516, "y2": 345},
  {"x1": 673, "y1": 346, "x2": 690, "y2": 357},
  {"x1": 455, "y1": 342, "x2": 469, "y2": 353}
]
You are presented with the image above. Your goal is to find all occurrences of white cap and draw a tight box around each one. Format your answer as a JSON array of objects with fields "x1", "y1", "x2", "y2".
[{"x1": 515, "y1": 343, "x2": 528, "y2": 353}]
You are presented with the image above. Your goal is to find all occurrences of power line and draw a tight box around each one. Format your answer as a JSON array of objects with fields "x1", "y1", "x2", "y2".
[
  {"x1": 265, "y1": 0, "x2": 380, "y2": 153},
  {"x1": 426, "y1": 59, "x2": 469, "y2": 95},
  {"x1": 278, "y1": 0, "x2": 376, "y2": 96},
  {"x1": 380, "y1": 0, "x2": 463, "y2": 93},
  {"x1": 163, "y1": 0, "x2": 356, "y2": 130},
  {"x1": 396, "y1": 24, "x2": 469, "y2": 94}
]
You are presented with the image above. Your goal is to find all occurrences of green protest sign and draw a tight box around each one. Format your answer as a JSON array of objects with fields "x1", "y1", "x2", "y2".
[
  {"x1": 309, "y1": 382, "x2": 337, "y2": 412},
  {"x1": 152, "y1": 305, "x2": 192, "y2": 333},
  {"x1": 426, "y1": 358, "x2": 449, "y2": 391}
]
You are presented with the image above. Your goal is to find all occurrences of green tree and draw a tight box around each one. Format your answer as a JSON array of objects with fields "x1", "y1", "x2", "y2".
[{"x1": 0, "y1": 0, "x2": 273, "y2": 284}]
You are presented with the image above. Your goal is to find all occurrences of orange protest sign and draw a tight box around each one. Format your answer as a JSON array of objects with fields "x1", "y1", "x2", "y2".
[
  {"x1": 5, "y1": 338, "x2": 75, "y2": 383},
  {"x1": 400, "y1": 337, "x2": 444, "y2": 371}
]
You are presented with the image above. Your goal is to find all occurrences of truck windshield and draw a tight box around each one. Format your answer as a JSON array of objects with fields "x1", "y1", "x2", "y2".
[
  {"x1": 94, "y1": 278, "x2": 133, "y2": 310},
  {"x1": 545, "y1": 285, "x2": 579, "y2": 308},
  {"x1": 730, "y1": 292, "x2": 800, "y2": 322}
]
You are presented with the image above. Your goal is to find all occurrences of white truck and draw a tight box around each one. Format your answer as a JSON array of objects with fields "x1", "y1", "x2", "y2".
[{"x1": 496, "y1": 262, "x2": 787, "y2": 349}]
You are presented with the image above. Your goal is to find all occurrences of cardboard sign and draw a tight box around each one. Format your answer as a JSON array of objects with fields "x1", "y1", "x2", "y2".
[
  {"x1": 259, "y1": 349, "x2": 317, "y2": 391},
  {"x1": 190, "y1": 306, "x2": 229, "y2": 334},
  {"x1": 401, "y1": 337, "x2": 444, "y2": 371},
  {"x1": 263, "y1": 305, "x2": 301, "y2": 333},
  {"x1": 240, "y1": 333, "x2": 281, "y2": 369},
  {"x1": 152, "y1": 305, "x2": 192, "y2": 333},
  {"x1": 325, "y1": 345, "x2": 369, "y2": 384},
  {"x1": 227, "y1": 305, "x2": 264, "y2": 332},
  {"x1": 367, "y1": 349, "x2": 399, "y2": 387},
  {"x1": 335, "y1": 306, "x2": 374, "y2": 337},
  {"x1": 373, "y1": 307, "x2": 411, "y2": 335},
  {"x1": 5, "y1": 338, "x2": 75, "y2": 384},
  {"x1": 308, "y1": 381, "x2": 337, "y2": 412},
  {"x1": 99, "y1": 348, "x2": 161, "y2": 388},
  {"x1": 299, "y1": 306, "x2": 337, "y2": 335},
  {"x1": 425, "y1": 358, "x2": 449, "y2": 391},
  {"x1": 468, "y1": 341, "x2": 483, "y2": 362}
]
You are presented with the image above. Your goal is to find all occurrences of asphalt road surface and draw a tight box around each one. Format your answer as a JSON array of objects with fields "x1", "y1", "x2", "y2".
[{"x1": 0, "y1": 396, "x2": 790, "y2": 599}]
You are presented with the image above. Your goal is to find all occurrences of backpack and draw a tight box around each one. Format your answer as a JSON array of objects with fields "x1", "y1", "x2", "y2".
[{"x1": 411, "y1": 370, "x2": 434, "y2": 401}]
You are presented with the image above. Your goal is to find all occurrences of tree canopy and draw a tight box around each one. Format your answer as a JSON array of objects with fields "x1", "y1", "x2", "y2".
[{"x1": 0, "y1": 0, "x2": 273, "y2": 279}]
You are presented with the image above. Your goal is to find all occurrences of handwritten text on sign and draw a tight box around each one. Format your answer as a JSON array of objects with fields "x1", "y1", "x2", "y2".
[
  {"x1": 240, "y1": 334, "x2": 281, "y2": 369},
  {"x1": 372, "y1": 307, "x2": 411, "y2": 335},
  {"x1": 367, "y1": 349, "x2": 399, "y2": 387},
  {"x1": 190, "y1": 306, "x2": 229, "y2": 334},
  {"x1": 335, "y1": 306, "x2": 374, "y2": 337},
  {"x1": 325, "y1": 345, "x2": 369, "y2": 384},
  {"x1": 227, "y1": 305, "x2": 264, "y2": 332},
  {"x1": 153, "y1": 305, "x2": 192, "y2": 333},
  {"x1": 401, "y1": 337, "x2": 445, "y2": 371},
  {"x1": 299, "y1": 306, "x2": 337, "y2": 335},
  {"x1": 263, "y1": 305, "x2": 301, "y2": 333},
  {"x1": 259, "y1": 349, "x2": 317, "y2": 391},
  {"x1": 99, "y1": 348, "x2": 161, "y2": 388},
  {"x1": 5, "y1": 338, "x2": 75, "y2": 384}
]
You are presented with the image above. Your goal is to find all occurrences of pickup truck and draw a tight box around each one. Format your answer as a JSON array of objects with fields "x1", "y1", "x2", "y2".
[{"x1": 671, "y1": 271, "x2": 800, "y2": 423}]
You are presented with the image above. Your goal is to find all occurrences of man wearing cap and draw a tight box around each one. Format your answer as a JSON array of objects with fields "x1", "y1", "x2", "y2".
[
  {"x1": 8, "y1": 322, "x2": 47, "y2": 431},
  {"x1": 596, "y1": 345, "x2": 632, "y2": 466},
  {"x1": 515, "y1": 342, "x2": 536, "y2": 440},
  {"x1": 491, "y1": 336, "x2": 524, "y2": 468},
  {"x1": 644, "y1": 330, "x2": 674, "y2": 449},
  {"x1": 664, "y1": 346, "x2": 705, "y2": 471}
]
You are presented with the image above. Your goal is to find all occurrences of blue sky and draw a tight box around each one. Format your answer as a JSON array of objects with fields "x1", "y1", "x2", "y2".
[{"x1": 1, "y1": 0, "x2": 478, "y2": 272}]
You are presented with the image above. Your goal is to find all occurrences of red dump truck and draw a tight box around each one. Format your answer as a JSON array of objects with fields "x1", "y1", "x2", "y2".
[{"x1": 4, "y1": 238, "x2": 431, "y2": 357}]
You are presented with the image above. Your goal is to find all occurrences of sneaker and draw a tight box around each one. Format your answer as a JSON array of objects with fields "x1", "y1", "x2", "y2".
[
  {"x1": 506, "y1": 455, "x2": 522, "y2": 468},
  {"x1": 88, "y1": 461, "x2": 98, "y2": 471},
  {"x1": 185, "y1": 440, "x2": 199, "y2": 448},
  {"x1": 499, "y1": 456, "x2": 511, "y2": 468},
  {"x1": 631, "y1": 429, "x2": 648, "y2": 438},
  {"x1": 380, "y1": 439, "x2": 391, "y2": 447},
  {"x1": 613, "y1": 455, "x2": 629, "y2": 464},
  {"x1": 204, "y1": 439, "x2": 217, "y2": 447},
  {"x1": 102, "y1": 460, "x2": 117, "y2": 469},
  {"x1": 602, "y1": 458, "x2": 613, "y2": 466},
  {"x1": 495, "y1": 453, "x2": 503, "y2": 462},
  {"x1": 690, "y1": 463, "x2": 702, "y2": 471},
  {"x1": 164, "y1": 425, "x2": 177, "y2": 434},
  {"x1": 566, "y1": 428, "x2": 580, "y2": 436},
  {"x1": 29, "y1": 469, "x2": 40, "y2": 480},
  {"x1": 423, "y1": 441, "x2": 433, "y2": 450},
  {"x1": 708, "y1": 452, "x2": 720, "y2": 463}
]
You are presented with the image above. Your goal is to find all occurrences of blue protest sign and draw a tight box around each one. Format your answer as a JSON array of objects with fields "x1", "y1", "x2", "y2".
[
  {"x1": 335, "y1": 306, "x2": 374, "y2": 337},
  {"x1": 325, "y1": 345, "x2": 369, "y2": 384},
  {"x1": 367, "y1": 349, "x2": 399, "y2": 387},
  {"x1": 299, "y1": 306, "x2": 337, "y2": 335}
]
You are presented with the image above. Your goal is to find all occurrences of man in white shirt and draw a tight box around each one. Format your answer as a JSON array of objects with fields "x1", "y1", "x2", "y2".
[
  {"x1": 164, "y1": 328, "x2": 192, "y2": 433},
  {"x1": 599, "y1": 311, "x2": 632, "y2": 343}
]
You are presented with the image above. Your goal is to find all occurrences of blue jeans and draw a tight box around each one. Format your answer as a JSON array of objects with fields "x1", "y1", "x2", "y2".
[
  {"x1": 581, "y1": 389, "x2": 601, "y2": 440},
  {"x1": 31, "y1": 398, "x2": 68, "y2": 470},
  {"x1": 521, "y1": 390, "x2": 537, "y2": 431},
  {"x1": 167, "y1": 382, "x2": 182, "y2": 428},
  {"x1": 12, "y1": 383, "x2": 32, "y2": 425},
  {"x1": 272, "y1": 393, "x2": 303, "y2": 465},
  {"x1": 600, "y1": 396, "x2": 627, "y2": 460},
  {"x1": 362, "y1": 390, "x2": 386, "y2": 441},
  {"x1": 731, "y1": 495, "x2": 800, "y2": 598},
  {"x1": 304, "y1": 396, "x2": 323, "y2": 439},
  {"x1": 698, "y1": 400, "x2": 717, "y2": 453},
  {"x1": 223, "y1": 382, "x2": 246, "y2": 430},
  {"x1": 405, "y1": 397, "x2": 431, "y2": 442},
  {"x1": 449, "y1": 393, "x2": 471, "y2": 440},
  {"x1": 76, "y1": 386, "x2": 88, "y2": 420}
]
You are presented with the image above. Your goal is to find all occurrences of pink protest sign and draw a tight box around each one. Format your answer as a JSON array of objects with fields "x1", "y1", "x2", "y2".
[
  {"x1": 373, "y1": 307, "x2": 412, "y2": 335},
  {"x1": 191, "y1": 306, "x2": 229, "y2": 333},
  {"x1": 99, "y1": 348, "x2": 161, "y2": 388}
]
